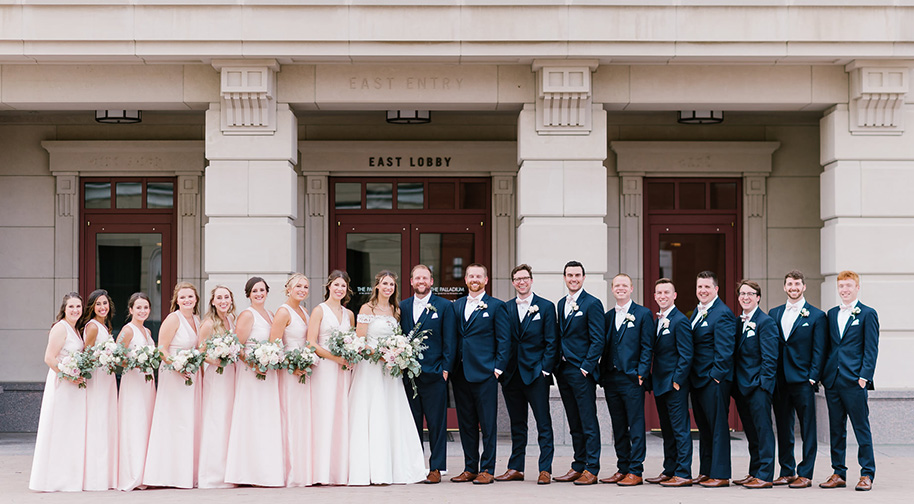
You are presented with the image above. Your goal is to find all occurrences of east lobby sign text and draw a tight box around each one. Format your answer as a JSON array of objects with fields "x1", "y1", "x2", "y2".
[{"x1": 369, "y1": 156, "x2": 452, "y2": 168}]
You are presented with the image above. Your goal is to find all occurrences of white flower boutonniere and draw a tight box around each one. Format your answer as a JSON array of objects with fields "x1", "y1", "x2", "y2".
[
  {"x1": 624, "y1": 313, "x2": 636, "y2": 323},
  {"x1": 660, "y1": 318, "x2": 670, "y2": 329},
  {"x1": 569, "y1": 301, "x2": 579, "y2": 312},
  {"x1": 746, "y1": 321, "x2": 757, "y2": 331},
  {"x1": 528, "y1": 305, "x2": 540, "y2": 314},
  {"x1": 799, "y1": 308, "x2": 810, "y2": 318},
  {"x1": 476, "y1": 302, "x2": 488, "y2": 311},
  {"x1": 698, "y1": 309, "x2": 708, "y2": 321},
  {"x1": 425, "y1": 304, "x2": 437, "y2": 314},
  {"x1": 851, "y1": 307, "x2": 861, "y2": 318}
]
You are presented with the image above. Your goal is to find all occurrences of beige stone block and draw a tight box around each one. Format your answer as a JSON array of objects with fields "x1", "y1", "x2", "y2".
[
  {"x1": 517, "y1": 160, "x2": 563, "y2": 217},
  {"x1": 21, "y1": 5, "x2": 133, "y2": 41},
  {"x1": 767, "y1": 228, "x2": 821, "y2": 281},
  {"x1": 204, "y1": 161, "x2": 249, "y2": 217},
  {"x1": 248, "y1": 161, "x2": 298, "y2": 218},
  {"x1": 820, "y1": 105, "x2": 914, "y2": 166},
  {"x1": 767, "y1": 177, "x2": 822, "y2": 228},
  {"x1": 517, "y1": 218, "x2": 608, "y2": 277},
  {"x1": 0, "y1": 279, "x2": 54, "y2": 330},
  {"x1": 0, "y1": 228, "x2": 53, "y2": 278},
  {"x1": 0, "y1": 330, "x2": 51, "y2": 382},
  {"x1": 0, "y1": 176, "x2": 54, "y2": 227},
  {"x1": 677, "y1": 7, "x2": 787, "y2": 42},
  {"x1": 496, "y1": 65, "x2": 535, "y2": 106},
  {"x1": 563, "y1": 161, "x2": 606, "y2": 217},
  {"x1": 605, "y1": 175, "x2": 620, "y2": 227},
  {"x1": 810, "y1": 65, "x2": 848, "y2": 109},
  {"x1": 241, "y1": 5, "x2": 349, "y2": 41},
  {"x1": 0, "y1": 126, "x2": 55, "y2": 176},
  {"x1": 460, "y1": 6, "x2": 567, "y2": 41},
  {"x1": 593, "y1": 65, "x2": 630, "y2": 109},
  {"x1": 183, "y1": 65, "x2": 220, "y2": 107},
  {"x1": 788, "y1": 6, "x2": 895, "y2": 42},
  {"x1": 569, "y1": 6, "x2": 674, "y2": 42},
  {"x1": 205, "y1": 105, "x2": 298, "y2": 163},
  {"x1": 861, "y1": 161, "x2": 914, "y2": 217},
  {"x1": 820, "y1": 160, "x2": 861, "y2": 220},
  {"x1": 821, "y1": 218, "x2": 914, "y2": 276},
  {"x1": 767, "y1": 125, "x2": 820, "y2": 177},
  {"x1": 204, "y1": 218, "x2": 296, "y2": 274},
  {"x1": 277, "y1": 65, "x2": 316, "y2": 106},
  {"x1": 135, "y1": 5, "x2": 243, "y2": 41},
  {"x1": 517, "y1": 106, "x2": 607, "y2": 162},
  {"x1": 349, "y1": 6, "x2": 456, "y2": 41},
  {"x1": 872, "y1": 335, "x2": 914, "y2": 389}
]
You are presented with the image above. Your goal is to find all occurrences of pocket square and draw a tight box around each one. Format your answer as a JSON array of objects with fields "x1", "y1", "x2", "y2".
[
  {"x1": 626, "y1": 322, "x2": 634, "y2": 328},
  {"x1": 532, "y1": 313, "x2": 541, "y2": 321},
  {"x1": 574, "y1": 311, "x2": 583, "y2": 318},
  {"x1": 701, "y1": 321, "x2": 709, "y2": 327},
  {"x1": 482, "y1": 312, "x2": 490, "y2": 318},
  {"x1": 431, "y1": 312, "x2": 439, "y2": 319},
  {"x1": 801, "y1": 322, "x2": 809, "y2": 326},
  {"x1": 662, "y1": 329, "x2": 671, "y2": 335},
  {"x1": 851, "y1": 319, "x2": 859, "y2": 326},
  {"x1": 746, "y1": 330, "x2": 756, "y2": 338}
]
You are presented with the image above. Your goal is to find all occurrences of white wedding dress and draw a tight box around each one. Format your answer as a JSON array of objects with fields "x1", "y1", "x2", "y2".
[{"x1": 348, "y1": 314, "x2": 428, "y2": 485}]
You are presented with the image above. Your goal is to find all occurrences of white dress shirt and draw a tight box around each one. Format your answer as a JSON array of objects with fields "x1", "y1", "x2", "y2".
[
  {"x1": 614, "y1": 300, "x2": 632, "y2": 331},
  {"x1": 413, "y1": 293, "x2": 431, "y2": 324},
  {"x1": 692, "y1": 295, "x2": 718, "y2": 329},
  {"x1": 657, "y1": 306, "x2": 674, "y2": 336},
  {"x1": 741, "y1": 306, "x2": 758, "y2": 332},
  {"x1": 837, "y1": 299, "x2": 859, "y2": 339},
  {"x1": 464, "y1": 292, "x2": 485, "y2": 321},
  {"x1": 563, "y1": 289, "x2": 583, "y2": 318},
  {"x1": 515, "y1": 293, "x2": 533, "y2": 323},
  {"x1": 781, "y1": 298, "x2": 805, "y2": 341}
]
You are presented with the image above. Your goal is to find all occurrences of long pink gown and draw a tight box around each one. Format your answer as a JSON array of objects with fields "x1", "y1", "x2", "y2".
[
  {"x1": 83, "y1": 319, "x2": 118, "y2": 491},
  {"x1": 278, "y1": 304, "x2": 313, "y2": 487},
  {"x1": 310, "y1": 302, "x2": 352, "y2": 485},
  {"x1": 143, "y1": 314, "x2": 202, "y2": 488},
  {"x1": 197, "y1": 319, "x2": 236, "y2": 489},
  {"x1": 117, "y1": 323, "x2": 156, "y2": 491},
  {"x1": 224, "y1": 307, "x2": 284, "y2": 487},
  {"x1": 29, "y1": 320, "x2": 87, "y2": 492}
]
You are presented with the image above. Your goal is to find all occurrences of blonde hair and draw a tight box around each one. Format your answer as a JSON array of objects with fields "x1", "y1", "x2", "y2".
[
  {"x1": 203, "y1": 285, "x2": 236, "y2": 334},
  {"x1": 284, "y1": 273, "x2": 310, "y2": 298},
  {"x1": 169, "y1": 282, "x2": 200, "y2": 315}
]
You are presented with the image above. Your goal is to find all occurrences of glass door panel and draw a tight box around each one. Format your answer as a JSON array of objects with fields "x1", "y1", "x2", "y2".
[
  {"x1": 657, "y1": 232, "x2": 727, "y2": 314},
  {"x1": 96, "y1": 233, "x2": 164, "y2": 340},
  {"x1": 345, "y1": 232, "x2": 403, "y2": 315},
  {"x1": 418, "y1": 232, "x2": 475, "y2": 300}
]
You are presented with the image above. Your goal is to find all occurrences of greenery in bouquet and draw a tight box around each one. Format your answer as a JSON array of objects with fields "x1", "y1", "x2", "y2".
[
  {"x1": 245, "y1": 339, "x2": 285, "y2": 380},
  {"x1": 125, "y1": 345, "x2": 162, "y2": 382},
  {"x1": 283, "y1": 345, "x2": 320, "y2": 384},
  {"x1": 327, "y1": 327, "x2": 370, "y2": 370},
  {"x1": 377, "y1": 326, "x2": 428, "y2": 397},
  {"x1": 57, "y1": 350, "x2": 95, "y2": 388},
  {"x1": 204, "y1": 332, "x2": 243, "y2": 374},
  {"x1": 88, "y1": 339, "x2": 126, "y2": 375},
  {"x1": 164, "y1": 348, "x2": 205, "y2": 386}
]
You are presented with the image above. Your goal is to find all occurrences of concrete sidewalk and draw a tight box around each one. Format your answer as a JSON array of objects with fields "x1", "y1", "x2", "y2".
[{"x1": 3, "y1": 432, "x2": 911, "y2": 504}]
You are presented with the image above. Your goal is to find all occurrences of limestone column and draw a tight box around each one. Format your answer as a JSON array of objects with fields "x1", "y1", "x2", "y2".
[
  {"x1": 204, "y1": 60, "x2": 299, "y2": 309},
  {"x1": 819, "y1": 60, "x2": 914, "y2": 392},
  {"x1": 516, "y1": 60, "x2": 608, "y2": 305}
]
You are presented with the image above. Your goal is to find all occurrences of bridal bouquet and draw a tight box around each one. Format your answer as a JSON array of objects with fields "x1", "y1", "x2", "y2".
[
  {"x1": 125, "y1": 345, "x2": 162, "y2": 382},
  {"x1": 246, "y1": 339, "x2": 285, "y2": 380},
  {"x1": 88, "y1": 340, "x2": 125, "y2": 375},
  {"x1": 57, "y1": 350, "x2": 95, "y2": 388},
  {"x1": 327, "y1": 327, "x2": 368, "y2": 370},
  {"x1": 283, "y1": 345, "x2": 319, "y2": 384},
  {"x1": 164, "y1": 348, "x2": 205, "y2": 386},
  {"x1": 204, "y1": 332, "x2": 243, "y2": 374},
  {"x1": 373, "y1": 324, "x2": 427, "y2": 397}
]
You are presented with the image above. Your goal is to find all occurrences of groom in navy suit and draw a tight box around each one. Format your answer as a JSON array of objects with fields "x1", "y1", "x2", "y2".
[
  {"x1": 449, "y1": 263, "x2": 510, "y2": 485},
  {"x1": 400, "y1": 264, "x2": 456, "y2": 484},
  {"x1": 768, "y1": 270, "x2": 826, "y2": 488},
  {"x1": 819, "y1": 270, "x2": 878, "y2": 492},
  {"x1": 553, "y1": 260, "x2": 605, "y2": 485},
  {"x1": 599, "y1": 273, "x2": 653, "y2": 486},
  {"x1": 494, "y1": 264, "x2": 557, "y2": 485}
]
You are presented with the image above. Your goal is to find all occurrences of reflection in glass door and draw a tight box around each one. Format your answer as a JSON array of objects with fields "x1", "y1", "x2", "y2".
[{"x1": 344, "y1": 229, "x2": 406, "y2": 315}]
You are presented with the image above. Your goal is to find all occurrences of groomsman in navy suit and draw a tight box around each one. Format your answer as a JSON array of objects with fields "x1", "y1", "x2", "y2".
[
  {"x1": 768, "y1": 270, "x2": 826, "y2": 488},
  {"x1": 400, "y1": 264, "x2": 457, "y2": 484},
  {"x1": 599, "y1": 273, "x2": 653, "y2": 486},
  {"x1": 645, "y1": 278, "x2": 693, "y2": 487},
  {"x1": 449, "y1": 263, "x2": 510, "y2": 485},
  {"x1": 689, "y1": 270, "x2": 737, "y2": 487},
  {"x1": 553, "y1": 260, "x2": 605, "y2": 485},
  {"x1": 494, "y1": 264, "x2": 557, "y2": 485},
  {"x1": 731, "y1": 280, "x2": 779, "y2": 489},
  {"x1": 819, "y1": 270, "x2": 878, "y2": 492}
]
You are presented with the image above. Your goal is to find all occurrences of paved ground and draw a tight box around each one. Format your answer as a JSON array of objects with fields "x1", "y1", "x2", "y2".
[{"x1": 3, "y1": 432, "x2": 911, "y2": 504}]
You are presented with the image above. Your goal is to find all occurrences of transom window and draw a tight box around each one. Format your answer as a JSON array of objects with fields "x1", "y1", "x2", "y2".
[
  {"x1": 333, "y1": 177, "x2": 489, "y2": 213},
  {"x1": 83, "y1": 178, "x2": 175, "y2": 212}
]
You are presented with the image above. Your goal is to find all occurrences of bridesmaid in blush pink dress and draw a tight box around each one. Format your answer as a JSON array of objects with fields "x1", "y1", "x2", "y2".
[
  {"x1": 307, "y1": 270, "x2": 355, "y2": 486},
  {"x1": 29, "y1": 293, "x2": 87, "y2": 492},
  {"x1": 116, "y1": 292, "x2": 156, "y2": 492},
  {"x1": 273, "y1": 273, "x2": 313, "y2": 487},
  {"x1": 224, "y1": 277, "x2": 285, "y2": 487},
  {"x1": 197, "y1": 285, "x2": 237, "y2": 489},
  {"x1": 143, "y1": 282, "x2": 203, "y2": 489},
  {"x1": 79, "y1": 289, "x2": 118, "y2": 491}
]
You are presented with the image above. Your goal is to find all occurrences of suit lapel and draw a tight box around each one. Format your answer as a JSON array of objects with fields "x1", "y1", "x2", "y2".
[
  {"x1": 786, "y1": 303, "x2": 805, "y2": 339},
  {"x1": 414, "y1": 297, "x2": 433, "y2": 330},
  {"x1": 465, "y1": 294, "x2": 486, "y2": 330},
  {"x1": 519, "y1": 296, "x2": 536, "y2": 337},
  {"x1": 561, "y1": 296, "x2": 577, "y2": 334}
]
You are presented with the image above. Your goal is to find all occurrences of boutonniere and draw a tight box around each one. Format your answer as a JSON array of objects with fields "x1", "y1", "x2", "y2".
[
  {"x1": 425, "y1": 304, "x2": 437, "y2": 314},
  {"x1": 660, "y1": 318, "x2": 670, "y2": 329},
  {"x1": 528, "y1": 305, "x2": 539, "y2": 314},
  {"x1": 698, "y1": 309, "x2": 708, "y2": 321},
  {"x1": 746, "y1": 321, "x2": 756, "y2": 331},
  {"x1": 475, "y1": 302, "x2": 488, "y2": 311},
  {"x1": 799, "y1": 308, "x2": 809, "y2": 318},
  {"x1": 569, "y1": 301, "x2": 579, "y2": 312},
  {"x1": 851, "y1": 307, "x2": 861, "y2": 318},
  {"x1": 624, "y1": 313, "x2": 636, "y2": 323}
]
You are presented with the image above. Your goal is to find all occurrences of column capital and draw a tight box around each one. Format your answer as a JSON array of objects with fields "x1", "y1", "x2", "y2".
[
  {"x1": 845, "y1": 59, "x2": 912, "y2": 136},
  {"x1": 212, "y1": 59, "x2": 281, "y2": 135},
  {"x1": 531, "y1": 60, "x2": 599, "y2": 135}
]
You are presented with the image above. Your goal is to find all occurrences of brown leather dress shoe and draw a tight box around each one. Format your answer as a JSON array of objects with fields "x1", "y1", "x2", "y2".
[
  {"x1": 473, "y1": 471, "x2": 495, "y2": 485},
  {"x1": 733, "y1": 474, "x2": 754, "y2": 485},
  {"x1": 660, "y1": 476, "x2": 693, "y2": 487},
  {"x1": 819, "y1": 474, "x2": 846, "y2": 488},
  {"x1": 744, "y1": 478, "x2": 773, "y2": 489},
  {"x1": 554, "y1": 469, "x2": 583, "y2": 482},
  {"x1": 537, "y1": 471, "x2": 551, "y2": 485},
  {"x1": 773, "y1": 475, "x2": 798, "y2": 486},
  {"x1": 789, "y1": 476, "x2": 812, "y2": 488},
  {"x1": 573, "y1": 471, "x2": 598, "y2": 485},
  {"x1": 599, "y1": 471, "x2": 625, "y2": 484},
  {"x1": 494, "y1": 469, "x2": 524, "y2": 482},
  {"x1": 617, "y1": 474, "x2": 643, "y2": 486},
  {"x1": 450, "y1": 471, "x2": 478, "y2": 483},
  {"x1": 645, "y1": 473, "x2": 672, "y2": 484},
  {"x1": 691, "y1": 474, "x2": 709, "y2": 484},
  {"x1": 855, "y1": 476, "x2": 873, "y2": 491},
  {"x1": 424, "y1": 470, "x2": 441, "y2": 484},
  {"x1": 699, "y1": 478, "x2": 730, "y2": 488}
]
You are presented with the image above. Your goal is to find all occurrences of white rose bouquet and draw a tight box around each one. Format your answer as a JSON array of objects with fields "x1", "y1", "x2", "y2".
[
  {"x1": 164, "y1": 348, "x2": 205, "y2": 386},
  {"x1": 375, "y1": 325, "x2": 428, "y2": 397},
  {"x1": 204, "y1": 332, "x2": 243, "y2": 374},
  {"x1": 327, "y1": 327, "x2": 368, "y2": 371},
  {"x1": 246, "y1": 339, "x2": 285, "y2": 380},
  {"x1": 125, "y1": 345, "x2": 162, "y2": 382},
  {"x1": 57, "y1": 350, "x2": 95, "y2": 388},
  {"x1": 283, "y1": 345, "x2": 319, "y2": 384},
  {"x1": 89, "y1": 340, "x2": 125, "y2": 375}
]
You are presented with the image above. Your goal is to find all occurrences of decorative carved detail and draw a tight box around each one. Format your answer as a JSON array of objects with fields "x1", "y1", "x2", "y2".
[
  {"x1": 214, "y1": 60, "x2": 280, "y2": 135},
  {"x1": 493, "y1": 176, "x2": 514, "y2": 218},
  {"x1": 621, "y1": 176, "x2": 643, "y2": 218},
  {"x1": 744, "y1": 175, "x2": 766, "y2": 218},
  {"x1": 55, "y1": 174, "x2": 77, "y2": 217},
  {"x1": 533, "y1": 60, "x2": 598, "y2": 135},
  {"x1": 306, "y1": 175, "x2": 328, "y2": 217},
  {"x1": 177, "y1": 175, "x2": 199, "y2": 217},
  {"x1": 847, "y1": 62, "x2": 910, "y2": 135}
]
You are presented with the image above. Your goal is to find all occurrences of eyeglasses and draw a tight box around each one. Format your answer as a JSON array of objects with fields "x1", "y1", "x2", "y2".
[
  {"x1": 512, "y1": 276, "x2": 532, "y2": 283},
  {"x1": 738, "y1": 291, "x2": 759, "y2": 297}
]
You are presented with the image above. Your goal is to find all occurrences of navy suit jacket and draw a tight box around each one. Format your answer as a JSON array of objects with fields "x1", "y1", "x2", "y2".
[
  {"x1": 556, "y1": 290, "x2": 605, "y2": 380},
  {"x1": 734, "y1": 309, "x2": 779, "y2": 396},
  {"x1": 601, "y1": 301, "x2": 653, "y2": 386},
  {"x1": 453, "y1": 293, "x2": 511, "y2": 383},
  {"x1": 822, "y1": 302, "x2": 879, "y2": 390},
  {"x1": 768, "y1": 301, "x2": 827, "y2": 385},
  {"x1": 400, "y1": 294, "x2": 456, "y2": 376},
  {"x1": 690, "y1": 297, "x2": 738, "y2": 388},
  {"x1": 651, "y1": 306, "x2": 693, "y2": 396},
  {"x1": 502, "y1": 294, "x2": 558, "y2": 386}
]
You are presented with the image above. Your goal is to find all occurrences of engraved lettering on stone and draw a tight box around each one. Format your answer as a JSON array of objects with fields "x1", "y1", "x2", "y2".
[{"x1": 348, "y1": 76, "x2": 463, "y2": 92}]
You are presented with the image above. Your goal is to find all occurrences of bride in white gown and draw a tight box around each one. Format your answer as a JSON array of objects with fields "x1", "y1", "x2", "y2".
[{"x1": 348, "y1": 270, "x2": 428, "y2": 485}]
